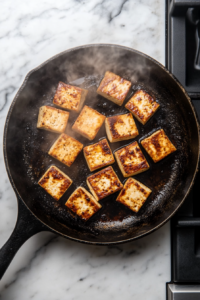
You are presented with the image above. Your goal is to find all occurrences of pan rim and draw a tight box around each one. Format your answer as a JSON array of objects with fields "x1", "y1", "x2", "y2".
[{"x1": 3, "y1": 43, "x2": 200, "y2": 245}]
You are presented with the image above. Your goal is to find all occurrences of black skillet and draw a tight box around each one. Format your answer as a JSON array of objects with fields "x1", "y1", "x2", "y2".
[{"x1": 0, "y1": 44, "x2": 199, "y2": 279}]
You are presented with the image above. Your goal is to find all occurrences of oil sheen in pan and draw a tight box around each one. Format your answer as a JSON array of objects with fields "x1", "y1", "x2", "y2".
[{"x1": 22, "y1": 74, "x2": 188, "y2": 234}]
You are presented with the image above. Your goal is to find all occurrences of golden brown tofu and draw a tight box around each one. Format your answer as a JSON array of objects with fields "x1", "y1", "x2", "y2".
[
  {"x1": 48, "y1": 133, "x2": 83, "y2": 167},
  {"x1": 114, "y1": 141, "x2": 150, "y2": 177},
  {"x1": 116, "y1": 178, "x2": 152, "y2": 212},
  {"x1": 38, "y1": 165, "x2": 72, "y2": 200},
  {"x1": 105, "y1": 113, "x2": 139, "y2": 143},
  {"x1": 97, "y1": 71, "x2": 132, "y2": 106},
  {"x1": 141, "y1": 129, "x2": 176, "y2": 163},
  {"x1": 65, "y1": 187, "x2": 101, "y2": 221},
  {"x1": 37, "y1": 106, "x2": 69, "y2": 133},
  {"x1": 125, "y1": 90, "x2": 160, "y2": 125},
  {"x1": 87, "y1": 166, "x2": 123, "y2": 201},
  {"x1": 84, "y1": 139, "x2": 115, "y2": 172},
  {"x1": 53, "y1": 81, "x2": 88, "y2": 112},
  {"x1": 72, "y1": 105, "x2": 106, "y2": 140}
]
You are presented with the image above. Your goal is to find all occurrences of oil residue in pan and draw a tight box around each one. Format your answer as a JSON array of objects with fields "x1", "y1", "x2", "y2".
[{"x1": 21, "y1": 72, "x2": 189, "y2": 236}]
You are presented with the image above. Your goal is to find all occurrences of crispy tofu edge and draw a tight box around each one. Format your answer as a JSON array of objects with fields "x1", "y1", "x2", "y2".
[
  {"x1": 72, "y1": 125, "x2": 94, "y2": 141},
  {"x1": 86, "y1": 166, "x2": 123, "y2": 201},
  {"x1": 116, "y1": 178, "x2": 152, "y2": 212},
  {"x1": 105, "y1": 114, "x2": 139, "y2": 142},
  {"x1": 53, "y1": 82, "x2": 88, "y2": 112},
  {"x1": 37, "y1": 106, "x2": 69, "y2": 133},
  {"x1": 38, "y1": 165, "x2": 73, "y2": 200},
  {"x1": 48, "y1": 133, "x2": 83, "y2": 167},
  {"x1": 114, "y1": 142, "x2": 150, "y2": 177},
  {"x1": 83, "y1": 139, "x2": 115, "y2": 172},
  {"x1": 141, "y1": 129, "x2": 177, "y2": 163},
  {"x1": 86, "y1": 178, "x2": 99, "y2": 201},
  {"x1": 105, "y1": 118, "x2": 113, "y2": 142},
  {"x1": 78, "y1": 89, "x2": 88, "y2": 112},
  {"x1": 125, "y1": 91, "x2": 160, "y2": 125},
  {"x1": 115, "y1": 151, "x2": 129, "y2": 177},
  {"x1": 127, "y1": 103, "x2": 160, "y2": 125},
  {"x1": 83, "y1": 150, "x2": 93, "y2": 172},
  {"x1": 125, "y1": 104, "x2": 146, "y2": 125},
  {"x1": 72, "y1": 106, "x2": 106, "y2": 140},
  {"x1": 65, "y1": 187, "x2": 102, "y2": 220},
  {"x1": 97, "y1": 71, "x2": 131, "y2": 106},
  {"x1": 97, "y1": 89, "x2": 124, "y2": 106}
]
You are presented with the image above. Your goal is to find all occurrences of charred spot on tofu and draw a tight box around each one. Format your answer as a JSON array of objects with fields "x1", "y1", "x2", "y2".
[
  {"x1": 72, "y1": 105, "x2": 106, "y2": 140},
  {"x1": 84, "y1": 138, "x2": 115, "y2": 172},
  {"x1": 105, "y1": 113, "x2": 139, "y2": 143},
  {"x1": 53, "y1": 81, "x2": 88, "y2": 112},
  {"x1": 125, "y1": 90, "x2": 160, "y2": 125},
  {"x1": 65, "y1": 187, "x2": 101, "y2": 221},
  {"x1": 141, "y1": 129, "x2": 177, "y2": 163},
  {"x1": 97, "y1": 71, "x2": 132, "y2": 106},
  {"x1": 38, "y1": 165, "x2": 72, "y2": 200},
  {"x1": 37, "y1": 106, "x2": 69, "y2": 133},
  {"x1": 116, "y1": 178, "x2": 152, "y2": 212},
  {"x1": 114, "y1": 141, "x2": 150, "y2": 177},
  {"x1": 86, "y1": 166, "x2": 123, "y2": 201},
  {"x1": 48, "y1": 133, "x2": 83, "y2": 167}
]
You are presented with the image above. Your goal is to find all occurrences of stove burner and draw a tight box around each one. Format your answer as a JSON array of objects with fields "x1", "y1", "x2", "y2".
[
  {"x1": 167, "y1": 284, "x2": 200, "y2": 300},
  {"x1": 167, "y1": 0, "x2": 200, "y2": 98},
  {"x1": 187, "y1": 8, "x2": 200, "y2": 70},
  {"x1": 166, "y1": 0, "x2": 200, "y2": 299}
]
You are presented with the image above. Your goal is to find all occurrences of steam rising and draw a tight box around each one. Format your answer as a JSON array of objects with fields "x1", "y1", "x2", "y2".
[{"x1": 6, "y1": 45, "x2": 194, "y2": 241}]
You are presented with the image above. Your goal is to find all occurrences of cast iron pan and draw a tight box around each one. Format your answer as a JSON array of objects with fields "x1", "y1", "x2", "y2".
[{"x1": 0, "y1": 44, "x2": 199, "y2": 279}]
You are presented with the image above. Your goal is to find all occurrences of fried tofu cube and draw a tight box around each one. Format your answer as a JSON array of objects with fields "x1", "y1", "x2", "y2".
[
  {"x1": 141, "y1": 129, "x2": 176, "y2": 163},
  {"x1": 116, "y1": 178, "x2": 152, "y2": 212},
  {"x1": 53, "y1": 81, "x2": 88, "y2": 112},
  {"x1": 84, "y1": 138, "x2": 115, "y2": 172},
  {"x1": 72, "y1": 105, "x2": 106, "y2": 140},
  {"x1": 87, "y1": 166, "x2": 123, "y2": 201},
  {"x1": 65, "y1": 187, "x2": 101, "y2": 221},
  {"x1": 125, "y1": 90, "x2": 160, "y2": 125},
  {"x1": 37, "y1": 106, "x2": 69, "y2": 133},
  {"x1": 38, "y1": 165, "x2": 72, "y2": 200},
  {"x1": 105, "y1": 113, "x2": 139, "y2": 143},
  {"x1": 114, "y1": 141, "x2": 150, "y2": 177},
  {"x1": 48, "y1": 133, "x2": 83, "y2": 167},
  {"x1": 97, "y1": 71, "x2": 132, "y2": 106}
]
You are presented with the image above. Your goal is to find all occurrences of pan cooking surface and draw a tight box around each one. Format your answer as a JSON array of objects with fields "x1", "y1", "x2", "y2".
[{"x1": 5, "y1": 45, "x2": 199, "y2": 243}]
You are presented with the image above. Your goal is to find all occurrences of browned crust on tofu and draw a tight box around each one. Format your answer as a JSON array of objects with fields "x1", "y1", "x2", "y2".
[
  {"x1": 125, "y1": 90, "x2": 160, "y2": 125},
  {"x1": 53, "y1": 81, "x2": 88, "y2": 112},
  {"x1": 48, "y1": 133, "x2": 83, "y2": 167},
  {"x1": 114, "y1": 141, "x2": 149, "y2": 177},
  {"x1": 72, "y1": 105, "x2": 106, "y2": 140},
  {"x1": 97, "y1": 71, "x2": 132, "y2": 106},
  {"x1": 141, "y1": 129, "x2": 177, "y2": 163},
  {"x1": 105, "y1": 113, "x2": 139, "y2": 142},
  {"x1": 116, "y1": 178, "x2": 152, "y2": 212},
  {"x1": 38, "y1": 166, "x2": 72, "y2": 200},
  {"x1": 65, "y1": 187, "x2": 101, "y2": 221},
  {"x1": 86, "y1": 166, "x2": 123, "y2": 201},
  {"x1": 84, "y1": 139, "x2": 115, "y2": 171},
  {"x1": 37, "y1": 105, "x2": 69, "y2": 133}
]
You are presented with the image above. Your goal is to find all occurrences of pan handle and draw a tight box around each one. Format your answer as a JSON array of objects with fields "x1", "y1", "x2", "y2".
[{"x1": 0, "y1": 196, "x2": 50, "y2": 280}]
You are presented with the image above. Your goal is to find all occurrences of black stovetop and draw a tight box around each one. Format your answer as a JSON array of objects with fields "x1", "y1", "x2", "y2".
[{"x1": 166, "y1": 0, "x2": 200, "y2": 287}]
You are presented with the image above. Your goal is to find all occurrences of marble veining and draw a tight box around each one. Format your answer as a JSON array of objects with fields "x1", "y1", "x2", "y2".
[{"x1": 0, "y1": 0, "x2": 169, "y2": 299}]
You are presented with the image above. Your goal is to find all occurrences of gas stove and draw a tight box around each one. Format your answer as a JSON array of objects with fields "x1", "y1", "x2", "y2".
[{"x1": 166, "y1": 0, "x2": 200, "y2": 299}]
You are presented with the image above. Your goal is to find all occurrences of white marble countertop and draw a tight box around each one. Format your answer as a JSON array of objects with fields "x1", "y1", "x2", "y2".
[{"x1": 0, "y1": 1, "x2": 170, "y2": 299}]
